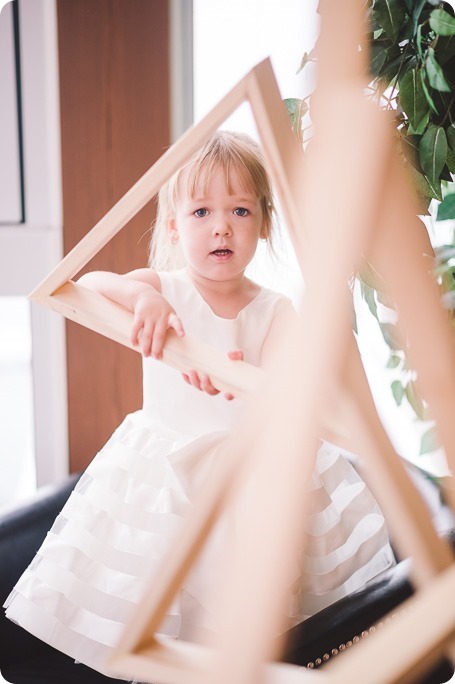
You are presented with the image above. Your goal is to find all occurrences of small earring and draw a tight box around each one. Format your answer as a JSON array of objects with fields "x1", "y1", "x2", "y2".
[{"x1": 171, "y1": 233, "x2": 179, "y2": 245}]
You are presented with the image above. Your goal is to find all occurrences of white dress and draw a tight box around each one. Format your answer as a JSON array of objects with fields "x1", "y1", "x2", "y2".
[{"x1": 4, "y1": 268, "x2": 395, "y2": 678}]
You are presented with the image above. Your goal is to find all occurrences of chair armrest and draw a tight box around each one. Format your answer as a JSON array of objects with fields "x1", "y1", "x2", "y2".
[
  {"x1": 0, "y1": 475, "x2": 81, "y2": 671},
  {"x1": 282, "y1": 554, "x2": 454, "y2": 683},
  {"x1": 0, "y1": 474, "x2": 81, "y2": 592}
]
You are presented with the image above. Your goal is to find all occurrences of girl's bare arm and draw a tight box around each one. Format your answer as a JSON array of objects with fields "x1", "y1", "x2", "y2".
[{"x1": 77, "y1": 269, "x2": 184, "y2": 357}]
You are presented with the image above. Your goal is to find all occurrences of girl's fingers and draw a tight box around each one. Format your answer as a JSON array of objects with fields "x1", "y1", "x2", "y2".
[
  {"x1": 151, "y1": 319, "x2": 169, "y2": 359},
  {"x1": 199, "y1": 373, "x2": 219, "y2": 396},
  {"x1": 150, "y1": 313, "x2": 185, "y2": 359},
  {"x1": 131, "y1": 318, "x2": 143, "y2": 348},
  {"x1": 187, "y1": 369, "x2": 202, "y2": 391},
  {"x1": 182, "y1": 373, "x2": 190, "y2": 384},
  {"x1": 140, "y1": 321, "x2": 155, "y2": 357},
  {"x1": 168, "y1": 313, "x2": 185, "y2": 337},
  {"x1": 132, "y1": 311, "x2": 184, "y2": 357},
  {"x1": 186, "y1": 370, "x2": 220, "y2": 396}
]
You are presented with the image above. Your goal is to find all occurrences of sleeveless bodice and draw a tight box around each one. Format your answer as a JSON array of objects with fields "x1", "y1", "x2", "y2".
[{"x1": 142, "y1": 268, "x2": 292, "y2": 436}]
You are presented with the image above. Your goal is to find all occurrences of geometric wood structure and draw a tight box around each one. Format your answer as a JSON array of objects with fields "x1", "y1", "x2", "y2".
[{"x1": 30, "y1": 1, "x2": 455, "y2": 681}]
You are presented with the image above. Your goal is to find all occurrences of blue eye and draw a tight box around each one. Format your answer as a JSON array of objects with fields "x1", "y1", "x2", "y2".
[
  {"x1": 194, "y1": 208, "x2": 208, "y2": 218},
  {"x1": 234, "y1": 207, "x2": 249, "y2": 217}
]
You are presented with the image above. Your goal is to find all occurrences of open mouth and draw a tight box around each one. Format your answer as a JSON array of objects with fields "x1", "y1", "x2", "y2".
[{"x1": 210, "y1": 248, "x2": 233, "y2": 257}]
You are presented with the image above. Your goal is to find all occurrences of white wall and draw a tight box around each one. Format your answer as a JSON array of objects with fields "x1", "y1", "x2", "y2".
[
  {"x1": 194, "y1": 0, "x2": 318, "y2": 121},
  {"x1": 0, "y1": 0, "x2": 68, "y2": 495}
]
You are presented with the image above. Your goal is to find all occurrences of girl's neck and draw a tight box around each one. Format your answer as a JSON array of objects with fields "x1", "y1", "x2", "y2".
[{"x1": 185, "y1": 267, "x2": 260, "y2": 318}]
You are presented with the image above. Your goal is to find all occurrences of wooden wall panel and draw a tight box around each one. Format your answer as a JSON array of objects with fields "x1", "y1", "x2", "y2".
[{"x1": 57, "y1": 0, "x2": 170, "y2": 471}]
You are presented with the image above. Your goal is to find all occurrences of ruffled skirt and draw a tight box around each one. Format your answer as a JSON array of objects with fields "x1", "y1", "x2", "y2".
[{"x1": 4, "y1": 411, "x2": 395, "y2": 678}]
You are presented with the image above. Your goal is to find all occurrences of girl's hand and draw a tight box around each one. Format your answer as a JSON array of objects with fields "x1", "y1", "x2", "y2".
[
  {"x1": 182, "y1": 350, "x2": 244, "y2": 400},
  {"x1": 131, "y1": 289, "x2": 184, "y2": 358}
]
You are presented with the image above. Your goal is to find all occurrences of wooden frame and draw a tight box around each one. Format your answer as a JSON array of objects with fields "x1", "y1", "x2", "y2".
[
  {"x1": 29, "y1": 57, "x2": 296, "y2": 401},
  {"x1": 31, "y1": 10, "x2": 455, "y2": 680}
]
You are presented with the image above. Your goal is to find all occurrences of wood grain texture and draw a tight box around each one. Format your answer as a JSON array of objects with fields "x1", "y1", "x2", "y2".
[{"x1": 57, "y1": 0, "x2": 170, "y2": 471}]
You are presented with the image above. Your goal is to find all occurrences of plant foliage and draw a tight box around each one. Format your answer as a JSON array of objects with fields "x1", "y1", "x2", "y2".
[
  {"x1": 367, "y1": 0, "x2": 455, "y2": 454},
  {"x1": 290, "y1": 1, "x2": 455, "y2": 457},
  {"x1": 369, "y1": 0, "x2": 455, "y2": 212}
]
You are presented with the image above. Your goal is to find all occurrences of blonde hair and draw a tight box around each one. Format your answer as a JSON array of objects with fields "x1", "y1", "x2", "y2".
[{"x1": 149, "y1": 130, "x2": 276, "y2": 270}]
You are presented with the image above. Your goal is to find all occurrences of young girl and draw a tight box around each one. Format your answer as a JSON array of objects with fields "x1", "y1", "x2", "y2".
[{"x1": 4, "y1": 131, "x2": 395, "y2": 678}]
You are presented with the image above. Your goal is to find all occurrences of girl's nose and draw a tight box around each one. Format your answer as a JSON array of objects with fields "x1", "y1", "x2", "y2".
[{"x1": 212, "y1": 220, "x2": 232, "y2": 237}]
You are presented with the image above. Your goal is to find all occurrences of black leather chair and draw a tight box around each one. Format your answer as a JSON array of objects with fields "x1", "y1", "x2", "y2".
[
  {"x1": 0, "y1": 475, "x2": 121, "y2": 684},
  {"x1": 0, "y1": 473, "x2": 453, "y2": 683}
]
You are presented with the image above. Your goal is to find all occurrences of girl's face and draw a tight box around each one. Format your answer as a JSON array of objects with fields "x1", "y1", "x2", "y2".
[{"x1": 169, "y1": 165, "x2": 265, "y2": 283}]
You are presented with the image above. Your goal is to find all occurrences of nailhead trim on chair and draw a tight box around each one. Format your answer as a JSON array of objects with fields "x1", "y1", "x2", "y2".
[{"x1": 303, "y1": 611, "x2": 401, "y2": 669}]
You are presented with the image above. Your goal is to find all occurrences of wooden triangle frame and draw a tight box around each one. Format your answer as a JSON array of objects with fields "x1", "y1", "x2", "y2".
[
  {"x1": 31, "y1": 31, "x2": 455, "y2": 684},
  {"x1": 29, "y1": 57, "x2": 303, "y2": 401},
  {"x1": 103, "y1": 82, "x2": 455, "y2": 682}
]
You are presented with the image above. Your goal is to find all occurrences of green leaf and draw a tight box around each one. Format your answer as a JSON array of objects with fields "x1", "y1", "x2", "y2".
[
  {"x1": 391, "y1": 380, "x2": 405, "y2": 406},
  {"x1": 371, "y1": 41, "x2": 400, "y2": 76},
  {"x1": 447, "y1": 145, "x2": 455, "y2": 173},
  {"x1": 399, "y1": 68, "x2": 430, "y2": 129},
  {"x1": 437, "y1": 193, "x2": 455, "y2": 220},
  {"x1": 400, "y1": 133, "x2": 423, "y2": 170},
  {"x1": 380, "y1": 322, "x2": 402, "y2": 350},
  {"x1": 419, "y1": 425, "x2": 440, "y2": 455},
  {"x1": 283, "y1": 98, "x2": 307, "y2": 135},
  {"x1": 427, "y1": 176, "x2": 443, "y2": 201},
  {"x1": 405, "y1": 381, "x2": 426, "y2": 420},
  {"x1": 360, "y1": 281, "x2": 378, "y2": 319},
  {"x1": 429, "y1": 8, "x2": 455, "y2": 36},
  {"x1": 435, "y1": 244, "x2": 455, "y2": 261},
  {"x1": 387, "y1": 354, "x2": 401, "y2": 369},
  {"x1": 416, "y1": 23, "x2": 424, "y2": 60},
  {"x1": 447, "y1": 123, "x2": 455, "y2": 155},
  {"x1": 401, "y1": 16, "x2": 416, "y2": 40},
  {"x1": 407, "y1": 164, "x2": 442, "y2": 204},
  {"x1": 359, "y1": 259, "x2": 388, "y2": 293},
  {"x1": 381, "y1": 49, "x2": 414, "y2": 81},
  {"x1": 411, "y1": 0, "x2": 427, "y2": 37},
  {"x1": 425, "y1": 48, "x2": 452, "y2": 92},
  {"x1": 370, "y1": 41, "x2": 389, "y2": 75},
  {"x1": 296, "y1": 51, "x2": 315, "y2": 74},
  {"x1": 420, "y1": 70, "x2": 439, "y2": 114},
  {"x1": 419, "y1": 125, "x2": 448, "y2": 187},
  {"x1": 373, "y1": 0, "x2": 406, "y2": 41},
  {"x1": 407, "y1": 109, "x2": 430, "y2": 135}
]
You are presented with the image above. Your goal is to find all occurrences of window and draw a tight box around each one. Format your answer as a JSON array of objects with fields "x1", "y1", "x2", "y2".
[
  {"x1": 0, "y1": 297, "x2": 35, "y2": 505},
  {"x1": 0, "y1": 0, "x2": 24, "y2": 224},
  {"x1": 0, "y1": 0, "x2": 67, "y2": 504},
  {"x1": 193, "y1": 0, "x2": 318, "y2": 303}
]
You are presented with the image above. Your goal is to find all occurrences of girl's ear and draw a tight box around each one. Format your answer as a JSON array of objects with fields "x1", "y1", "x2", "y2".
[
  {"x1": 167, "y1": 219, "x2": 179, "y2": 244},
  {"x1": 259, "y1": 224, "x2": 268, "y2": 240}
]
